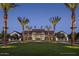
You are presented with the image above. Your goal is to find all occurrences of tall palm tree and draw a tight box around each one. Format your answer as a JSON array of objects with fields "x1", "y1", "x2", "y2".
[
  {"x1": 45, "y1": 26, "x2": 51, "y2": 42},
  {"x1": 50, "y1": 16, "x2": 61, "y2": 42},
  {"x1": 50, "y1": 16, "x2": 61, "y2": 33},
  {"x1": 18, "y1": 17, "x2": 29, "y2": 42},
  {"x1": 0, "y1": 3, "x2": 16, "y2": 46},
  {"x1": 65, "y1": 3, "x2": 78, "y2": 46}
]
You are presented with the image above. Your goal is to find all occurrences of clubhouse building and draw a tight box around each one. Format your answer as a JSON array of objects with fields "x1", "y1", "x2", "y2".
[{"x1": 9, "y1": 29, "x2": 69, "y2": 42}]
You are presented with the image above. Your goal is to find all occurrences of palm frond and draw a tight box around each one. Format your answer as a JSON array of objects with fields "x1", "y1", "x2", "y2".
[
  {"x1": 18, "y1": 17, "x2": 29, "y2": 26},
  {"x1": 0, "y1": 3, "x2": 16, "y2": 11},
  {"x1": 18, "y1": 17, "x2": 22, "y2": 23},
  {"x1": 50, "y1": 16, "x2": 61, "y2": 26},
  {"x1": 65, "y1": 3, "x2": 78, "y2": 11}
]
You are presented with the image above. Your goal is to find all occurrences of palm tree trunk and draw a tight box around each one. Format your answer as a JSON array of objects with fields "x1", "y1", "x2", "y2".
[
  {"x1": 3, "y1": 9, "x2": 8, "y2": 46},
  {"x1": 53, "y1": 25, "x2": 56, "y2": 35},
  {"x1": 53, "y1": 25, "x2": 56, "y2": 41},
  {"x1": 71, "y1": 10, "x2": 75, "y2": 46},
  {"x1": 27, "y1": 30, "x2": 29, "y2": 41},
  {"x1": 48, "y1": 30, "x2": 50, "y2": 42},
  {"x1": 22, "y1": 26, "x2": 25, "y2": 42}
]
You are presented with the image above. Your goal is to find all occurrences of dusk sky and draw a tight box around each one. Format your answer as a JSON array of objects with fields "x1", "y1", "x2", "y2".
[{"x1": 0, "y1": 3, "x2": 79, "y2": 34}]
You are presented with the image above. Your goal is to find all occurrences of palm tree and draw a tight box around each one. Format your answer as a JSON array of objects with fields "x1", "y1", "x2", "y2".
[
  {"x1": 0, "y1": 3, "x2": 16, "y2": 46},
  {"x1": 65, "y1": 3, "x2": 78, "y2": 46},
  {"x1": 45, "y1": 26, "x2": 51, "y2": 42},
  {"x1": 18, "y1": 17, "x2": 29, "y2": 42},
  {"x1": 50, "y1": 16, "x2": 61, "y2": 33},
  {"x1": 50, "y1": 16, "x2": 61, "y2": 42}
]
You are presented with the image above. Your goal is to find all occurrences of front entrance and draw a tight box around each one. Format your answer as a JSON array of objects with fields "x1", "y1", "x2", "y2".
[
  {"x1": 32, "y1": 32, "x2": 45, "y2": 41},
  {"x1": 36, "y1": 38, "x2": 41, "y2": 40}
]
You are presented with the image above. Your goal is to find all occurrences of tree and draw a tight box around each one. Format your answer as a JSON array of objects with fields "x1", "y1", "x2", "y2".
[
  {"x1": 18, "y1": 17, "x2": 29, "y2": 42},
  {"x1": 45, "y1": 26, "x2": 51, "y2": 42},
  {"x1": 49, "y1": 16, "x2": 61, "y2": 42},
  {"x1": 50, "y1": 16, "x2": 61, "y2": 33},
  {"x1": 65, "y1": 3, "x2": 78, "y2": 46},
  {"x1": 0, "y1": 3, "x2": 16, "y2": 46}
]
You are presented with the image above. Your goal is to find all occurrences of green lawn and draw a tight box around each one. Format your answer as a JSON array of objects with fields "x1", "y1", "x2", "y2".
[{"x1": 0, "y1": 42, "x2": 79, "y2": 56}]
